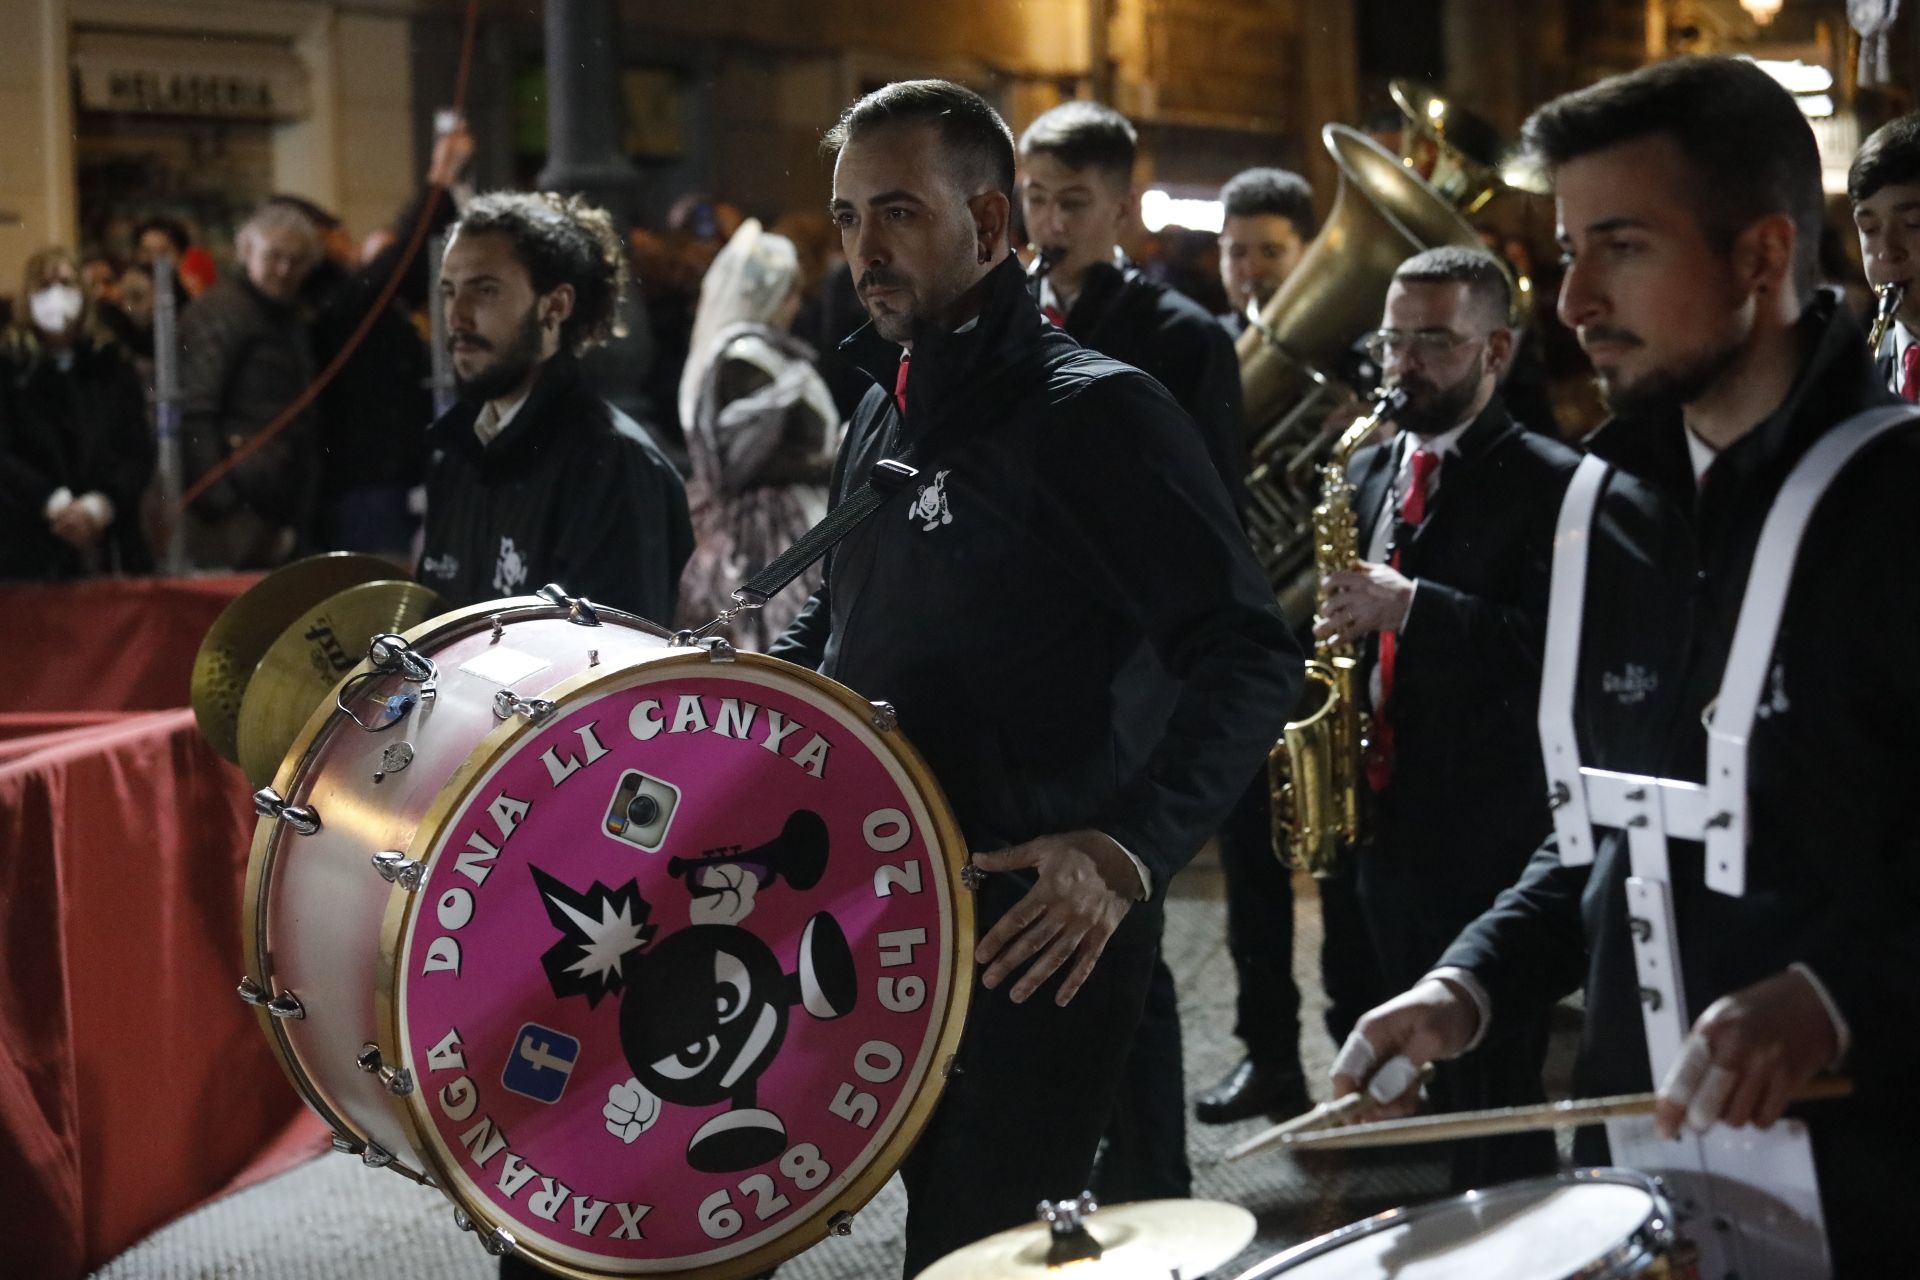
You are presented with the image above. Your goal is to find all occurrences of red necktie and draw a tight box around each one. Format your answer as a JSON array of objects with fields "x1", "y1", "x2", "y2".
[
  {"x1": 1902, "y1": 343, "x2": 1918, "y2": 403},
  {"x1": 893, "y1": 352, "x2": 910, "y2": 416},
  {"x1": 1041, "y1": 304, "x2": 1065, "y2": 328},
  {"x1": 1366, "y1": 447, "x2": 1439, "y2": 791}
]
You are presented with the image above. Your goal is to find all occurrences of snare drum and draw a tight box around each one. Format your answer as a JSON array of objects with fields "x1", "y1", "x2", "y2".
[
  {"x1": 240, "y1": 592, "x2": 971, "y2": 1278},
  {"x1": 1235, "y1": 1169, "x2": 1692, "y2": 1280}
]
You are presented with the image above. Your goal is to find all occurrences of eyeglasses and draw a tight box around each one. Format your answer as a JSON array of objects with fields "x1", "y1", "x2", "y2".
[{"x1": 1363, "y1": 328, "x2": 1479, "y2": 362}]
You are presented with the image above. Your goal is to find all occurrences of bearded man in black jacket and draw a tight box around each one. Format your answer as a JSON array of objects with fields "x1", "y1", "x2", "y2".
[
  {"x1": 771, "y1": 80, "x2": 1298, "y2": 1277},
  {"x1": 418, "y1": 192, "x2": 690, "y2": 624},
  {"x1": 1335, "y1": 58, "x2": 1915, "y2": 1278}
]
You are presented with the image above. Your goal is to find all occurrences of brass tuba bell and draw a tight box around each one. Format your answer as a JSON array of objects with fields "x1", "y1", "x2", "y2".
[{"x1": 1236, "y1": 124, "x2": 1484, "y2": 625}]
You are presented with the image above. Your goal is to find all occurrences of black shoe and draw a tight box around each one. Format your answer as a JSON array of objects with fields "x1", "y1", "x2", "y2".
[{"x1": 1193, "y1": 1057, "x2": 1312, "y2": 1125}]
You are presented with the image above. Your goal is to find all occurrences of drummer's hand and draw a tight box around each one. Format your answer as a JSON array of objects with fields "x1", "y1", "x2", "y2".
[
  {"x1": 972, "y1": 831, "x2": 1138, "y2": 1007},
  {"x1": 1653, "y1": 969, "x2": 1839, "y2": 1139},
  {"x1": 1330, "y1": 978, "x2": 1480, "y2": 1116}
]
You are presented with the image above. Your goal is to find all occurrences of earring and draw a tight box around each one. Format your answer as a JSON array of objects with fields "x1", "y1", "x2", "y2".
[{"x1": 978, "y1": 244, "x2": 990, "y2": 264}]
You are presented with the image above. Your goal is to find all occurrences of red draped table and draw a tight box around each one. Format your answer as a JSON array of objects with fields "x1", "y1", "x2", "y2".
[{"x1": 1, "y1": 576, "x2": 327, "y2": 1277}]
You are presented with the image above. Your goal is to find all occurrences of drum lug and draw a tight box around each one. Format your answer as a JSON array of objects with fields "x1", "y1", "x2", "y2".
[
  {"x1": 828, "y1": 1210, "x2": 856, "y2": 1238},
  {"x1": 253, "y1": 787, "x2": 321, "y2": 834},
  {"x1": 703, "y1": 636, "x2": 737, "y2": 663},
  {"x1": 360, "y1": 1142, "x2": 396, "y2": 1169},
  {"x1": 942, "y1": 1053, "x2": 961, "y2": 1079},
  {"x1": 453, "y1": 1205, "x2": 517, "y2": 1257},
  {"x1": 371, "y1": 850, "x2": 425, "y2": 891},
  {"x1": 959, "y1": 863, "x2": 985, "y2": 892},
  {"x1": 356, "y1": 1043, "x2": 414, "y2": 1097},
  {"x1": 237, "y1": 975, "x2": 305, "y2": 1019},
  {"x1": 493, "y1": 689, "x2": 556, "y2": 724},
  {"x1": 539, "y1": 583, "x2": 601, "y2": 628},
  {"x1": 330, "y1": 1132, "x2": 366, "y2": 1157},
  {"x1": 869, "y1": 700, "x2": 898, "y2": 732}
]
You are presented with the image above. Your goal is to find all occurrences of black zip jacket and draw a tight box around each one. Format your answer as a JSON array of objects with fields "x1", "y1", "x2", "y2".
[
  {"x1": 0, "y1": 337, "x2": 154, "y2": 579},
  {"x1": 769, "y1": 255, "x2": 1300, "y2": 893},
  {"x1": 1437, "y1": 294, "x2": 1917, "y2": 1271},
  {"x1": 418, "y1": 353, "x2": 692, "y2": 624},
  {"x1": 1038, "y1": 260, "x2": 1247, "y2": 513}
]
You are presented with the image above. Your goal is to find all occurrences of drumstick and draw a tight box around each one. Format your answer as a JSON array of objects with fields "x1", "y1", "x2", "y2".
[
  {"x1": 1225, "y1": 1063, "x2": 1436, "y2": 1162},
  {"x1": 1278, "y1": 1077, "x2": 1855, "y2": 1152}
]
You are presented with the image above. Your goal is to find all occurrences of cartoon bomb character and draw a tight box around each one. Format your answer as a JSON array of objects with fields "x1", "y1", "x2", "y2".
[{"x1": 531, "y1": 808, "x2": 857, "y2": 1173}]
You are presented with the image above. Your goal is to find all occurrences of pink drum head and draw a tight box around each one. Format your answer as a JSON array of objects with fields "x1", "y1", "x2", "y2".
[{"x1": 384, "y1": 652, "x2": 969, "y2": 1277}]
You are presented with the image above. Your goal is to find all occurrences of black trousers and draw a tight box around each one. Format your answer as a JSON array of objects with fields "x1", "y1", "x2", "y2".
[
  {"x1": 1356, "y1": 851, "x2": 1556, "y2": 1191},
  {"x1": 1218, "y1": 773, "x2": 1386, "y2": 1060},
  {"x1": 897, "y1": 876, "x2": 1163, "y2": 1278},
  {"x1": 1090, "y1": 944, "x2": 1190, "y2": 1202}
]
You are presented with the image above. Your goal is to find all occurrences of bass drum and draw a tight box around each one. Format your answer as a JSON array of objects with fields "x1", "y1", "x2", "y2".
[
  {"x1": 1233, "y1": 1168, "x2": 1694, "y2": 1279},
  {"x1": 241, "y1": 591, "x2": 971, "y2": 1279}
]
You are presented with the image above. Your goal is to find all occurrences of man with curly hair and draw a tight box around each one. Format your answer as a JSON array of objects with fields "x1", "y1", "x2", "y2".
[{"x1": 419, "y1": 191, "x2": 691, "y2": 621}]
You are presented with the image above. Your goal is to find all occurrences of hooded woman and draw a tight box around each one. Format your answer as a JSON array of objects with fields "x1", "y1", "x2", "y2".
[{"x1": 674, "y1": 219, "x2": 840, "y2": 649}]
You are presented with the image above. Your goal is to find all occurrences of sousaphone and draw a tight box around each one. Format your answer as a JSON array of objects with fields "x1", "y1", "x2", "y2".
[{"x1": 1236, "y1": 124, "x2": 1485, "y2": 624}]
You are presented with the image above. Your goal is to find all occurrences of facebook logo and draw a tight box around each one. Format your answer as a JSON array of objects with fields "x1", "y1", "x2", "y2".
[{"x1": 500, "y1": 1023, "x2": 581, "y2": 1104}]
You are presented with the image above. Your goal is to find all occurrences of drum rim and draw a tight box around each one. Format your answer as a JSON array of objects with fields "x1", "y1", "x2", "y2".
[
  {"x1": 1228, "y1": 1167, "x2": 1676, "y2": 1280},
  {"x1": 373, "y1": 646, "x2": 975, "y2": 1280},
  {"x1": 241, "y1": 594, "x2": 670, "y2": 1181}
]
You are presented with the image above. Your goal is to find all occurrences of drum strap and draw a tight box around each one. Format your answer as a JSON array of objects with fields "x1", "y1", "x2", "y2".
[{"x1": 730, "y1": 347, "x2": 1047, "y2": 611}]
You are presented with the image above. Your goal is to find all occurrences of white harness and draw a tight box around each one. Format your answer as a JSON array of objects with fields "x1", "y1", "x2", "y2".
[{"x1": 1539, "y1": 405, "x2": 1919, "y2": 1280}]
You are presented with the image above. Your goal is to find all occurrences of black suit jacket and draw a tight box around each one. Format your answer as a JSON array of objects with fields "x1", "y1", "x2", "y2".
[
  {"x1": 1436, "y1": 295, "x2": 1917, "y2": 1274},
  {"x1": 1349, "y1": 398, "x2": 1581, "y2": 914}
]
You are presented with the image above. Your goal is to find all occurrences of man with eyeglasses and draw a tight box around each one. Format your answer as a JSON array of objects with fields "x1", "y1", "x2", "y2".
[{"x1": 1316, "y1": 244, "x2": 1581, "y2": 1191}]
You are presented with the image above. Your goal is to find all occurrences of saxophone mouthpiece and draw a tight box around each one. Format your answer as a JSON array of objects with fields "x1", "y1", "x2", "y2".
[
  {"x1": 1374, "y1": 384, "x2": 1410, "y2": 416},
  {"x1": 1869, "y1": 281, "x2": 1907, "y2": 354}
]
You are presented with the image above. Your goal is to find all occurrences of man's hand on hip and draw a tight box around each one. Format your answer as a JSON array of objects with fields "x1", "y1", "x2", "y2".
[{"x1": 971, "y1": 830, "x2": 1139, "y2": 1008}]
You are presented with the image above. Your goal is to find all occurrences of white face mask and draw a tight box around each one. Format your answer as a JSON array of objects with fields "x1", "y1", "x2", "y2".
[{"x1": 30, "y1": 283, "x2": 83, "y2": 335}]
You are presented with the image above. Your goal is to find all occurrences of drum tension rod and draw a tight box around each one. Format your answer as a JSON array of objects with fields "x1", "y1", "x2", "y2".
[
  {"x1": 253, "y1": 787, "x2": 321, "y2": 835},
  {"x1": 236, "y1": 976, "x2": 305, "y2": 1020},
  {"x1": 372, "y1": 850, "x2": 425, "y2": 892},
  {"x1": 356, "y1": 1042, "x2": 415, "y2": 1097}
]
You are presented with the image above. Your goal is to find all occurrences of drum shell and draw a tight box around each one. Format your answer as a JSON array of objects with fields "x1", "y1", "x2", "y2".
[
  {"x1": 242, "y1": 598, "x2": 675, "y2": 1176},
  {"x1": 374, "y1": 650, "x2": 973, "y2": 1279},
  {"x1": 1232, "y1": 1168, "x2": 1683, "y2": 1280}
]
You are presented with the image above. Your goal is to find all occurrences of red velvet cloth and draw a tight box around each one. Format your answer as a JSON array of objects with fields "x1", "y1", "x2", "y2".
[
  {"x1": 0, "y1": 709, "x2": 310, "y2": 1276},
  {"x1": 0, "y1": 575, "x2": 257, "y2": 714}
]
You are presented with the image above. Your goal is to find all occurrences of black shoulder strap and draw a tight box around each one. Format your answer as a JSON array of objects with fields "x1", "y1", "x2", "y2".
[{"x1": 729, "y1": 341, "x2": 1055, "y2": 608}]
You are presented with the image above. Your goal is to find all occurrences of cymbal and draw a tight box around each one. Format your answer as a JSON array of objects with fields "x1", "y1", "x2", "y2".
[
  {"x1": 235, "y1": 580, "x2": 445, "y2": 787},
  {"x1": 192, "y1": 553, "x2": 400, "y2": 761},
  {"x1": 917, "y1": 1199, "x2": 1256, "y2": 1280}
]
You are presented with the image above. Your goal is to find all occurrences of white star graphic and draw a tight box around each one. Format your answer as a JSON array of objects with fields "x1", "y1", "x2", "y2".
[{"x1": 545, "y1": 891, "x2": 650, "y2": 985}]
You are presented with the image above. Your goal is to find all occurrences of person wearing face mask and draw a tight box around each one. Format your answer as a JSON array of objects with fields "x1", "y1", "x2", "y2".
[
  {"x1": 674, "y1": 219, "x2": 840, "y2": 649},
  {"x1": 176, "y1": 202, "x2": 324, "y2": 569},
  {"x1": 418, "y1": 191, "x2": 690, "y2": 624},
  {"x1": 1314, "y1": 246, "x2": 1581, "y2": 1192},
  {"x1": 0, "y1": 247, "x2": 153, "y2": 579}
]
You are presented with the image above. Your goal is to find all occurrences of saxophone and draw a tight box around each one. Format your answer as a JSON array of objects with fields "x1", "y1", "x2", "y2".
[
  {"x1": 1269, "y1": 384, "x2": 1407, "y2": 877},
  {"x1": 1868, "y1": 282, "x2": 1906, "y2": 357}
]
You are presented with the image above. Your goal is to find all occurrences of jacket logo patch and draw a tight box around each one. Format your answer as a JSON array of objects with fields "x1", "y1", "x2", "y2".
[
  {"x1": 908, "y1": 470, "x2": 953, "y2": 532},
  {"x1": 420, "y1": 553, "x2": 459, "y2": 581},
  {"x1": 494, "y1": 536, "x2": 529, "y2": 595},
  {"x1": 1601, "y1": 663, "x2": 1658, "y2": 705}
]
